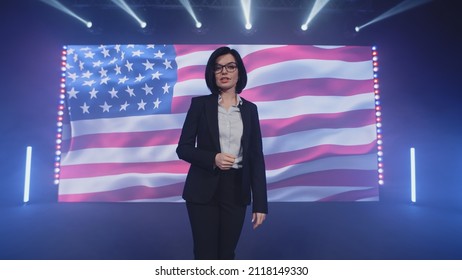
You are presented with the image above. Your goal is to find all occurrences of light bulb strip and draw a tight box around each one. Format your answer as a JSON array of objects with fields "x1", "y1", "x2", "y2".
[
  {"x1": 372, "y1": 46, "x2": 383, "y2": 186},
  {"x1": 55, "y1": 46, "x2": 67, "y2": 185}
]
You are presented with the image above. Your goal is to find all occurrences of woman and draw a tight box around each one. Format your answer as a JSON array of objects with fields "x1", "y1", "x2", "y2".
[{"x1": 176, "y1": 46, "x2": 268, "y2": 260}]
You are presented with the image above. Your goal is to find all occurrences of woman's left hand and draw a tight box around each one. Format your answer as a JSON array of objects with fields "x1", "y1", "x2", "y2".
[{"x1": 252, "y1": 212, "x2": 266, "y2": 229}]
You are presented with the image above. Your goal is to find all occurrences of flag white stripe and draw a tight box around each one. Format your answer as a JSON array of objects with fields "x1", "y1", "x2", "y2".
[
  {"x1": 128, "y1": 196, "x2": 184, "y2": 202},
  {"x1": 255, "y1": 92, "x2": 374, "y2": 119},
  {"x1": 246, "y1": 59, "x2": 373, "y2": 89},
  {"x1": 62, "y1": 113, "x2": 187, "y2": 139},
  {"x1": 175, "y1": 50, "x2": 213, "y2": 68},
  {"x1": 59, "y1": 173, "x2": 187, "y2": 195},
  {"x1": 61, "y1": 145, "x2": 178, "y2": 165},
  {"x1": 173, "y1": 79, "x2": 208, "y2": 97},
  {"x1": 312, "y1": 45, "x2": 346, "y2": 49},
  {"x1": 263, "y1": 124, "x2": 377, "y2": 154},
  {"x1": 267, "y1": 186, "x2": 377, "y2": 202},
  {"x1": 266, "y1": 154, "x2": 377, "y2": 184}
]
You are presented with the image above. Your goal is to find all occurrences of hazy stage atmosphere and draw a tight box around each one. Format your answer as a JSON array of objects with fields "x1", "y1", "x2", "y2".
[{"x1": 1, "y1": 0, "x2": 461, "y2": 260}]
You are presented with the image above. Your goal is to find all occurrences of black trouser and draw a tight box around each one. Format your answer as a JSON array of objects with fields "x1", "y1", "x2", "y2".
[{"x1": 186, "y1": 169, "x2": 247, "y2": 260}]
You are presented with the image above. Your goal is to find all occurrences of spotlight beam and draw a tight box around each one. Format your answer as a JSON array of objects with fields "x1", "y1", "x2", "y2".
[
  {"x1": 240, "y1": 0, "x2": 252, "y2": 30},
  {"x1": 111, "y1": 0, "x2": 147, "y2": 28},
  {"x1": 179, "y1": 0, "x2": 202, "y2": 28},
  {"x1": 40, "y1": 0, "x2": 92, "y2": 28},
  {"x1": 301, "y1": 0, "x2": 330, "y2": 30},
  {"x1": 356, "y1": 0, "x2": 433, "y2": 31}
]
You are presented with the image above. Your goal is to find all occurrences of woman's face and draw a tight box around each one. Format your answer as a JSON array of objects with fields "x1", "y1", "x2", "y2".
[{"x1": 214, "y1": 53, "x2": 239, "y2": 93}]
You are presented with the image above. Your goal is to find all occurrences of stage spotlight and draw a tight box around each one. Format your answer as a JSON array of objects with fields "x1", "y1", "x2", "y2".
[
  {"x1": 301, "y1": 0, "x2": 330, "y2": 31},
  {"x1": 40, "y1": 0, "x2": 93, "y2": 29},
  {"x1": 355, "y1": 0, "x2": 432, "y2": 32},
  {"x1": 111, "y1": 0, "x2": 146, "y2": 29},
  {"x1": 240, "y1": 0, "x2": 252, "y2": 31},
  {"x1": 179, "y1": 0, "x2": 203, "y2": 29}
]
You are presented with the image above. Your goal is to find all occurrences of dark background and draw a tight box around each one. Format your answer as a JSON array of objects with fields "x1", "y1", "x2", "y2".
[{"x1": 1, "y1": 0, "x2": 461, "y2": 260}]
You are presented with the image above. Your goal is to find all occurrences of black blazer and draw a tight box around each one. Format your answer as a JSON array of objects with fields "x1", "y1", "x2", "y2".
[{"x1": 176, "y1": 94, "x2": 268, "y2": 213}]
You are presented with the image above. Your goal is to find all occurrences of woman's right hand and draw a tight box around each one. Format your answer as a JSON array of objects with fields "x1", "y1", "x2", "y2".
[{"x1": 215, "y1": 153, "x2": 236, "y2": 170}]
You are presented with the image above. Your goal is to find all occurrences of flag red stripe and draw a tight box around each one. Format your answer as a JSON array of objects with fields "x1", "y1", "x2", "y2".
[
  {"x1": 60, "y1": 160, "x2": 189, "y2": 179},
  {"x1": 63, "y1": 129, "x2": 181, "y2": 151},
  {"x1": 172, "y1": 95, "x2": 198, "y2": 113},
  {"x1": 267, "y1": 169, "x2": 377, "y2": 190},
  {"x1": 265, "y1": 143, "x2": 377, "y2": 171},
  {"x1": 177, "y1": 65, "x2": 205, "y2": 82},
  {"x1": 58, "y1": 182, "x2": 184, "y2": 202},
  {"x1": 318, "y1": 187, "x2": 379, "y2": 202},
  {"x1": 242, "y1": 78, "x2": 373, "y2": 101},
  {"x1": 260, "y1": 110, "x2": 376, "y2": 138}
]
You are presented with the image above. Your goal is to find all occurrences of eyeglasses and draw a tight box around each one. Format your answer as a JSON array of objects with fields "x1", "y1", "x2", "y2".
[{"x1": 214, "y1": 62, "x2": 238, "y2": 74}]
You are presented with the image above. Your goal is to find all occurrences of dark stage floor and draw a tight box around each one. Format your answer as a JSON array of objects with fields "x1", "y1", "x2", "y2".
[{"x1": 1, "y1": 202, "x2": 461, "y2": 260}]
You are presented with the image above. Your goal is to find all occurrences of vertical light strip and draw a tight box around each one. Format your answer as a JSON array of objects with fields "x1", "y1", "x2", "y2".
[
  {"x1": 23, "y1": 146, "x2": 32, "y2": 203},
  {"x1": 410, "y1": 147, "x2": 416, "y2": 203},
  {"x1": 55, "y1": 46, "x2": 67, "y2": 186},
  {"x1": 372, "y1": 46, "x2": 384, "y2": 186}
]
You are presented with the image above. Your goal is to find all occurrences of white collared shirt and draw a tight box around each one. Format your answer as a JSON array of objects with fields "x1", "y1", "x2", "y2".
[{"x1": 218, "y1": 94, "x2": 243, "y2": 169}]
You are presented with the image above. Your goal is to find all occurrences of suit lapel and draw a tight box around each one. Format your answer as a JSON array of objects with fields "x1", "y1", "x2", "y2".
[
  {"x1": 205, "y1": 94, "x2": 221, "y2": 152},
  {"x1": 239, "y1": 98, "x2": 250, "y2": 152}
]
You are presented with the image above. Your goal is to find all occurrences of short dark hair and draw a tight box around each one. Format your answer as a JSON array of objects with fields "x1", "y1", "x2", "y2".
[{"x1": 205, "y1": 46, "x2": 248, "y2": 95}]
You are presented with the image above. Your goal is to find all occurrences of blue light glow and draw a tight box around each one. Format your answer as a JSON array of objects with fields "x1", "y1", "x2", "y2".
[
  {"x1": 410, "y1": 147, "x2": 416, "y2": 203},
  {"x1": 23, "y1": 146, "x2": 32, "y2": 203}
]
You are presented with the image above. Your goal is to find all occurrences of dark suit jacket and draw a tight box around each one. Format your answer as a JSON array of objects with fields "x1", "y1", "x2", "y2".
[{"x1": 176, "y1": 94, "x2": 268, "y2": 213}]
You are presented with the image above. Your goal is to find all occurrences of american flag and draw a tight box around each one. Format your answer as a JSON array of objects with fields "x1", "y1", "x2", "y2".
[{"x1": 58, "y1": 44, "x2": 379, "y2": 202}]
